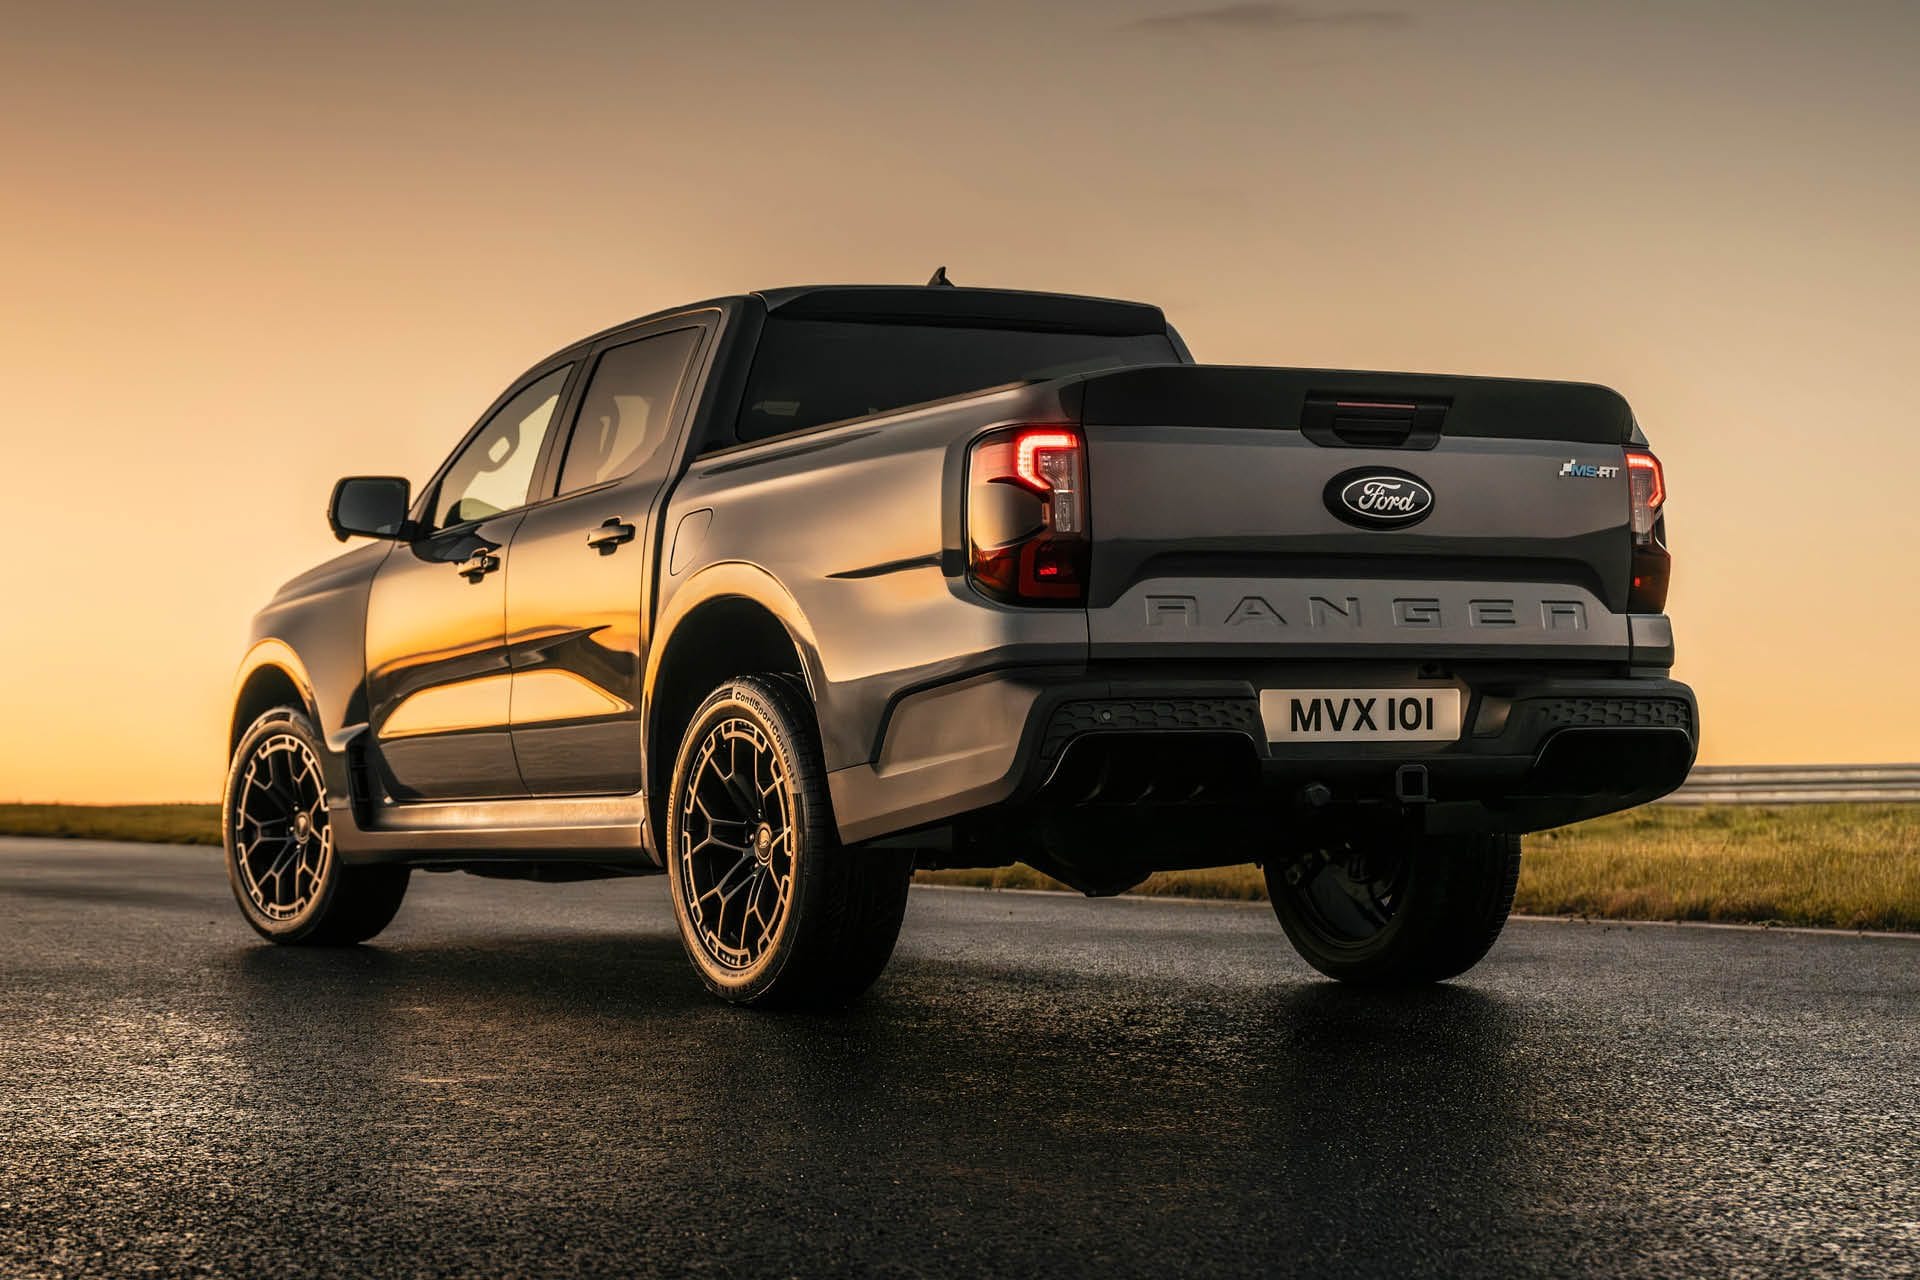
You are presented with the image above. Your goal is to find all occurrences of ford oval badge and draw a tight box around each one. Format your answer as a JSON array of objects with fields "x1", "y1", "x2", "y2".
[{"x1": 1327, "y1": 470, "x2": 1435, "y2": 528}]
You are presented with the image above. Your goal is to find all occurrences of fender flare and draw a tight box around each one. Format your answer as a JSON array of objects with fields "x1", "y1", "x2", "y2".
[
  {"x1": 640, "y1": 561, "x2": 824, "y2": 773},
  {"x1": 229, "y1": 639, "x2": 322, "y2": 746}
]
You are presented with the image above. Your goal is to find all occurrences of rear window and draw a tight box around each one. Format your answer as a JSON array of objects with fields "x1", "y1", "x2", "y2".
[{"x1": 736, "y1": 318, "x2": 1178, "y2": 443}]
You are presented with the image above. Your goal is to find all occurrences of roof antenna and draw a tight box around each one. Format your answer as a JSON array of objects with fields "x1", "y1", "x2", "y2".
[{"x1": 927, "y1": 265, "x2": 954, "y2": 287}]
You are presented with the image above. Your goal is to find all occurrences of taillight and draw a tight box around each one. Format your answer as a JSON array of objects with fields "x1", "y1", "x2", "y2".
[
  {"x1": 1624, "y1": 448, "x2": 1670, "y2": 612},
  {"x1": 967, "y1": 426, "x2": 1089, "y2": 605},
  {"x1": 1625, "y1": 450, "x2": 1665, "y2": 542}
]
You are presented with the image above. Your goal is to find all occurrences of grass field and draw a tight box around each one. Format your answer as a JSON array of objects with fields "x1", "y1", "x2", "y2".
[
  {"x1": 3, "y1": 802, "x2": 1915, "y2": 932},
  {"x1": 0, "y1": 803, "x2": 222, "y2": 846}
]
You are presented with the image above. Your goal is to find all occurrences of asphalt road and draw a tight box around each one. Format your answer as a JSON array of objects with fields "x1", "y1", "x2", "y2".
[{"x1": 2, "y1": 839, "x2": 1916, "y2": 1279}]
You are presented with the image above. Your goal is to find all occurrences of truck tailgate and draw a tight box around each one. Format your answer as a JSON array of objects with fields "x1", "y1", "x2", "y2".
[{"x1": 1072, "y1": 366, "x2": 1642, "y2": 661}]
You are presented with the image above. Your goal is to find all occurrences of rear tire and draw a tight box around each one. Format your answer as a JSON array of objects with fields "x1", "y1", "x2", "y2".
[
  {"x1": 665, "y1": 675, "x2": 912, "y2": 1008},
  {"x1": 223, "y1": 708, "x2": 409, "y2": 945},
  {"x1": 1264, "y1": 831, "x2": 1520, "y2": 985}
]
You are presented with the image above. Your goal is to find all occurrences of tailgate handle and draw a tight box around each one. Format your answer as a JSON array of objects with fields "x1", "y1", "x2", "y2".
[{"x1": 1301, "y1": 394, "x2": 1448, "y2": 450}]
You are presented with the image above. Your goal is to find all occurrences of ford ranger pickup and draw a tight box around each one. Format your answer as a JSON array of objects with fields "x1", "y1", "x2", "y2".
[{"x1": 224, "y1": 279, "x2": 1697, "y2": 1005}]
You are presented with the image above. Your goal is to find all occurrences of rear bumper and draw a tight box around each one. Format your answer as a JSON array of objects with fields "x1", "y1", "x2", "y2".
[{"x1": 828, "y1": 663, "x2": 1697, "y2": 845}]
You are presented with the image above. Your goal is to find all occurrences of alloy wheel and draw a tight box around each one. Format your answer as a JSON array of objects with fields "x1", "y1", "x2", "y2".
[
  {"x1": 233, "y1": 732, "x2": 332, "y2": 922},
  {"x1": 678, "y1": 716, "x2": 796, "y2": 972}
]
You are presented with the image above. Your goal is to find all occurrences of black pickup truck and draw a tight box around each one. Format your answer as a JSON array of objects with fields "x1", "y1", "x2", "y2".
[{"x1": 226, "y1": 280, "x2": 1696, "y2": 1005}]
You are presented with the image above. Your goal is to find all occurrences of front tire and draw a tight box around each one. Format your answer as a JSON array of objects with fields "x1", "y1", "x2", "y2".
[
  {"x1": 1264, "y1": 831, "x2": 1521, "y2": 985},
  {"x1": 223, "y1": 708, "x2": 409, "y2": 945},
  {"x1": 665, "y1": 675, "x2": 912, "y2": 1008}
]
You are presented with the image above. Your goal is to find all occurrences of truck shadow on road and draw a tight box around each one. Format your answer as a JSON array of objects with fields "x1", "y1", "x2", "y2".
[{"x1": 209, "y1": 932, "x2": 1622, "y2": 1271}]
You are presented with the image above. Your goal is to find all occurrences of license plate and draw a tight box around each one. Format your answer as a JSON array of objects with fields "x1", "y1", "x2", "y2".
[{"x1": 1260, "y1": 687, "x2": 1463, "y2": 743}]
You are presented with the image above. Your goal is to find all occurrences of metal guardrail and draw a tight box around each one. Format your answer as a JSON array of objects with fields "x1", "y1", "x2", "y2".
[{"x1": 1662, "y1": 764, "x2": 1920, "y2": 806}]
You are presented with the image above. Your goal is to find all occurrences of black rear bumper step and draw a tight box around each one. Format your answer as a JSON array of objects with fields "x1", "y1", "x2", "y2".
[
  {"x1": 1034, "y1": 689, "x2": 1694, "y2": 771},
  {"x1": 1009, "y1": 677, "x2": 1697, "y2": 834}
]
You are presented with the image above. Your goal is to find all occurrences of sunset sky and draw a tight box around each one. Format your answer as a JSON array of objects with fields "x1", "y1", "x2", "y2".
[{"x1": 2, "y1": 0, "x2": 1916, "y2": 802}]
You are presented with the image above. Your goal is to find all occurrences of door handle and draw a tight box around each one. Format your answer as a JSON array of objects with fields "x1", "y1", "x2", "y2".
[
  {"x1": 457, "y1": 550, "x2": 500, "y2": 582},
  {"x1": 586, "y1": 518, "x2": 636, "y2": 554}
]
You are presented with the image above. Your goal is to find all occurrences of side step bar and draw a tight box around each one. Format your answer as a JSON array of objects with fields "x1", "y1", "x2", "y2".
[{"x1": 331, "y1": 793, "x2": 655, "y2": 867}]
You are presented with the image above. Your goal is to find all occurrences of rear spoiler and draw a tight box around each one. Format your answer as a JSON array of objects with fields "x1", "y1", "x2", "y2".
[
  {"x1": 1067, "y1": 365, "x2": 1635, "y2": 446},
  {"x1": 756, "y1": 285, "x2": 1168, "y2": 337}
]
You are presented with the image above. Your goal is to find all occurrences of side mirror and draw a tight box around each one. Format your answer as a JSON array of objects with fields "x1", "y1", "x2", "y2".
[{"x1": 328, "y1": 476, "x2": 413, "y2": 541}]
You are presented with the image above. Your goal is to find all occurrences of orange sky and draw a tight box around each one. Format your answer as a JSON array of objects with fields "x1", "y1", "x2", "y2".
[{"x1": 3, "y1": 1, "x2": 1917, "y2": 802}]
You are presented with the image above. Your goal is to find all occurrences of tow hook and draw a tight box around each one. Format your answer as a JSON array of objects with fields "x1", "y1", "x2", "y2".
[{"x1": 1395, "y1": 764, "x2": 1432, "y2": 805}]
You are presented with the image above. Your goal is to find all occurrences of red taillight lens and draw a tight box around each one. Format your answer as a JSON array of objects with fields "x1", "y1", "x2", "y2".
[
  {"x1": 1624, "y1": 448, "x2": 1670, "y2": 612},
  {"x1": 1625, "y1": 449, "x2": 1665, "y2": 544},
  {"x1": 967, "y1": 426, "x2": 1089, "y2": 605}
]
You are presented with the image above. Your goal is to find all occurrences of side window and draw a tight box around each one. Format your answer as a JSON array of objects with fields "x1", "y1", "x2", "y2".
[
  {"x1": 432, "y1": 366, "x2": 572, "y2": 531},
  {"x1": 556, "y1": 328, "x2": 702, "y2": 496}
]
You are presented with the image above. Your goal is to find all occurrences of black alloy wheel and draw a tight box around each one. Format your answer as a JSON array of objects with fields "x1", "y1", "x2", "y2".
[
  {"x1": 232, "y1": 729, "x2": 333, "y2": 923},
  {"x1": 223, "y1": 708, "x2": 409, "y2": 945},
  {"x1": 665, "y1": 676, "x2": 913, "y2": 1007},
  {"x1": 677, "y1": 715, "x2": 797, "y2": 974}
]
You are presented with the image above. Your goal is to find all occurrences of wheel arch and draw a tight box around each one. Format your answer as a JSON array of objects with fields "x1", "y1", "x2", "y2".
[
  {"x1": 229, "y1": 641, "x2": 321, "y2": 754},
  {"x1": 644, "y1": 564, "x2": 821, "y2": 851}
]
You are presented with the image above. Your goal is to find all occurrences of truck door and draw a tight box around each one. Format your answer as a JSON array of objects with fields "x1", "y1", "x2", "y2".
[
  {"x1": 364, "y1": 363, "x2": 576, "y2": 800},
  {"x1": 505, "y1": 321, "x2": 709, "y2": 796}
]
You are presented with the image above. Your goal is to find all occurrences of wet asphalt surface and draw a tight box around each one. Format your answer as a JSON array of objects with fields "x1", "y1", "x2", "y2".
[{"x1": 1, "y1": 839, "x2": 1916, "y2": 1279}]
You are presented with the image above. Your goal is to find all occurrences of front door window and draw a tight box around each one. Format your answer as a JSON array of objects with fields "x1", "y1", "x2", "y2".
[{"x1": 432, "y1": 366, "x2": 571, "y2": 530}]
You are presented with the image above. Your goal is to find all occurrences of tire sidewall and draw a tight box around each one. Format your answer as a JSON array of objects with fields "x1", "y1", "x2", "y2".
[
  {"x1": 664, "y1": 678, "x2": 824, "y2": 1003},
  {"x1": 223, "y1": 708, "x2": 346, "y2": 943}
]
